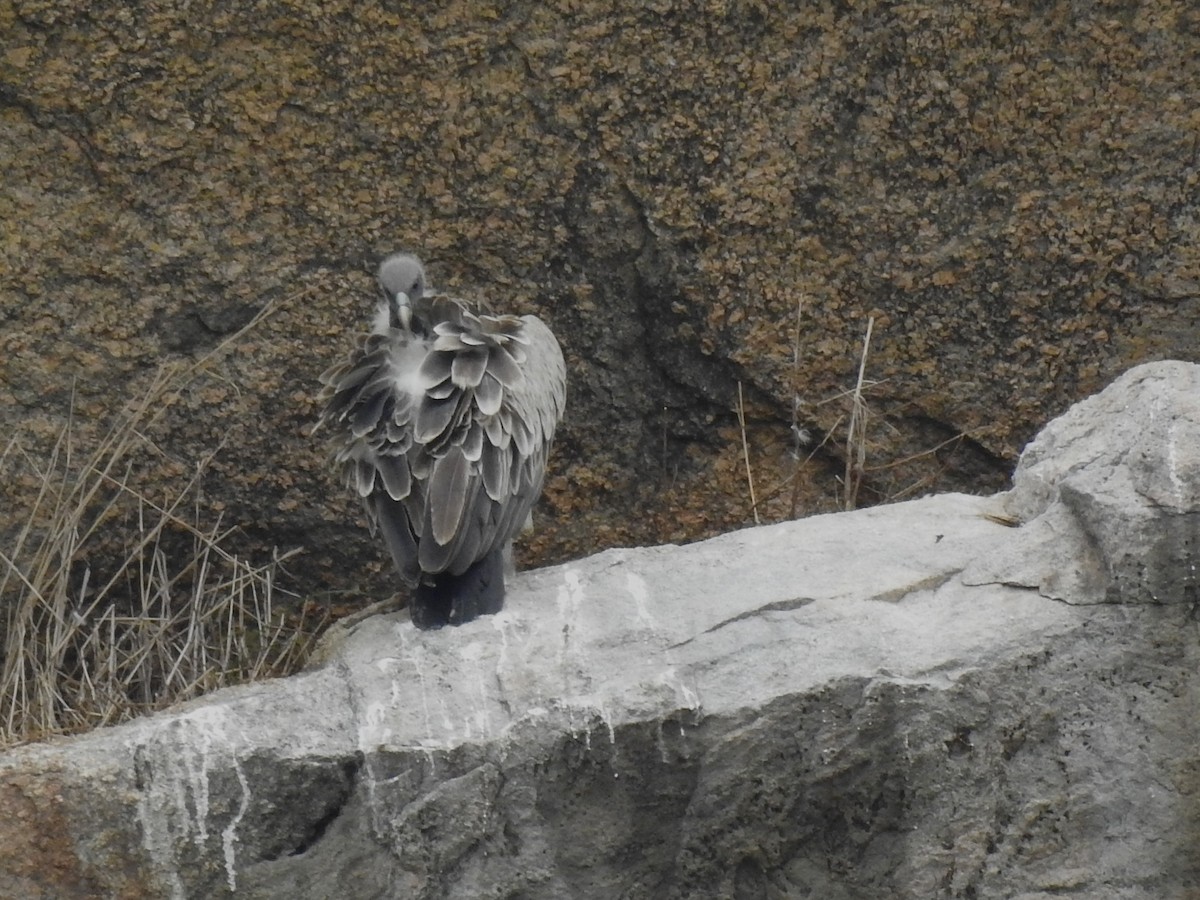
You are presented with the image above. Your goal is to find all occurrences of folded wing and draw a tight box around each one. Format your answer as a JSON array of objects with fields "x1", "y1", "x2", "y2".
[{"x1": 318, "y1": 296, "x2": 566, "y2": 586}]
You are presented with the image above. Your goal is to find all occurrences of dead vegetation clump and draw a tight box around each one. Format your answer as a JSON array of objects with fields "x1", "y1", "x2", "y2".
[
  {"x1": 736, "y1": 306, "x2": 980, "y2": 522},
  {"x1": 0, "y1": 312, "x2": 323, "y2": 749}
]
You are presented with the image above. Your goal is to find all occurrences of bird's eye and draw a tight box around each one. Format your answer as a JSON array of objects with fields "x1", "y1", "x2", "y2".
[{"x1": 410, "y1": 280, "x2": 420, "y2": 292}]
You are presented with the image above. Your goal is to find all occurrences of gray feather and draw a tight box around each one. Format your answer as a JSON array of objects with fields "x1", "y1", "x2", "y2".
[
  {"x1": 483, "y1": 413, "x2": 505, "y2": 447},
  {"x1": 451, "y1": 349, "x2": 489, "y2": 387},
  {"x1": 372, "y1": 491, "x2": 421, "y2": 586},
  {"x1": 376, "y1": 454, "x2": 412, "y2": 501},
  {"x1": 486, "y1": 347, "x2": 523, "y2": 389},
  {"x1": 415, "y1": 395, "x2": 463, "y2": 444},
  {"x1": 475, "y1": 374, "x2": 503, "y2": 417},
  {"x1": 352, "y1": 390, "x2": 389, "y2": 438},
  {"x1": 460, "y1": 423, "x2": 484, "y2": 462},
  {"x1": 428, "y1": 448, "x2": 470, "y2": 546},
  {"x1": 419, "y1": 351, "x2": 454, "y2": 387},
  {"x1": 427, "y1": 380, "x2": 456, "y2": 400},
  {"x1": 354, "y1": 458, "x2": 375, "y2": 497},
  {"x1": 481, "y1": 442, "x2": 508, "y2": 501}
]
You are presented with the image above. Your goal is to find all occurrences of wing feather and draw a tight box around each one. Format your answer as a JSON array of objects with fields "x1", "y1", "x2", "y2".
[
  {"x1": 460, "y1": 422, "x2": 484, "y2": 462},
  {"x1": 354, "y1": 458, "x2": 375, "y2": 498},
  {"x1": 486, "y1": 347, "x2": 523, "y2": 389},
  {"x1": 428, "y1": 448, "x2": 470, "y2": 545},
  {"x1": 481, "y1": 441, "x2": 508, "y2": 501},
  {"x1": 415, "y1": 394, "x2": 464, "y2": 444},
  {"x1": 418, "y1": 350, "x2": 454, "y2": 386},
  {"x1": 451, "y1": 349, "x2": 489, "y2": 387},
  {"x1": 352, "y1": 389, "x2": 389, "y2": 438},
  {"x1": 376, "y1": 453, "x2": 412, "y2": 501},
  {"x1": 372, "y1": 492, "x2": 421, "y2": 586},
  {"x1": 475, "y1": 374, "x2": 502, "y2": 416}
]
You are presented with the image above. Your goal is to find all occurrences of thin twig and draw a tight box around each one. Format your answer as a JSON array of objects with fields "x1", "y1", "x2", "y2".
[
  {"x1": 843, "y1": 316, "x2": 875, "y2": 511},
  {"x1": 736, "y1": 381, "x2": 760, "y2": 525},
  {"x1": 789, "y1": 294, "x2": 806, "y2": 519}
]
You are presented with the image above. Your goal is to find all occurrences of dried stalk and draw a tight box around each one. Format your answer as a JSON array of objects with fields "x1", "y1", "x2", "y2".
[
  {"x1": 737, "y1": 381, "x2": 760, "y2": 525},
  {"x1": 843, "y1": 316, "x2": 875, "y2": 511}
]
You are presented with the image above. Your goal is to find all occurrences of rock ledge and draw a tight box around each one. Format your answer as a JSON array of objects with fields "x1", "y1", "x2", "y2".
[{"x1": 1, "y1": 362, "x2": 1198, "y2": 899}]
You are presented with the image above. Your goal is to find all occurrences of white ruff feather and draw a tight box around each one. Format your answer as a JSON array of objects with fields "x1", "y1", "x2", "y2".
[
  {"x1": 388, "y1": 341, "x2": 430, "y2": 397},
  {"x1": 370, "y1": 300, "x2": 391, "y2": 336}
]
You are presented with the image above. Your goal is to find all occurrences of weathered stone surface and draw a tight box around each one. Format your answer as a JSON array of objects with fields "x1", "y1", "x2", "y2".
[
  {"x1": 1, "y1": 362, "x2": 1198, "y2": 899},
  {"x1": 3, "y1": 2, "x2": 1199, "y2": 605},
  {"x1": 966, "y1": 360, "x2": 1200, "y2": 604}
]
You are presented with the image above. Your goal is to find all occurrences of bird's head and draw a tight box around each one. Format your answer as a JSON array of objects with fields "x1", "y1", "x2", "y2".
[{"x1": 376, "y1": 253, "x2": 427, "y2": 332}]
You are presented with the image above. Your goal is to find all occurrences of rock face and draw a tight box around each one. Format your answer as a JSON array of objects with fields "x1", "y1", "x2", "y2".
[
  {"x1": 3, "y1": 2, "x2": 1200, "y2": 598},
  {"x1": 1, "y1": 360, "x2": 1197, "y2": 899}
]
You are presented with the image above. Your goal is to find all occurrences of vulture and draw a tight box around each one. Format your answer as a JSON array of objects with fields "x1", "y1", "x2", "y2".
[{"x1": 317, "y1": 253, "x2": 566, "y2": 629}]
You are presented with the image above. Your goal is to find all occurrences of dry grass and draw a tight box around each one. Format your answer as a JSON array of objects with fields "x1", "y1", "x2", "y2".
[
  {"x1": 788, "y1": 295, "x2": 811, "y2": 519},
  {"x1": 736, "y1": 381, "x2": 760, "y2": 525},
  {"x1": 841, "y1": 315, "x2": 875, "y2": 511},
  {"x1": 735, "y1": 308, "x2": 985, "y2": 520},
  {"x1": 0, "y1": 304, "x2": 324, "y2": 749},
  {"x1": 737, "y1": 310, "x2": 980, "y2": 519},
  {"x1": 737, "y1": 312, "x2": 880, "y2": 519}
]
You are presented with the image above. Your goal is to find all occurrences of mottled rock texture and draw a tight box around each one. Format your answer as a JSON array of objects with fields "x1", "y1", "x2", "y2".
[
  {"x1": 0, "y1": 361, "x2": 1197, "y2": 899},
  {"x1": 2, "y1": 2, "x2": 1199, "y2": 605}
]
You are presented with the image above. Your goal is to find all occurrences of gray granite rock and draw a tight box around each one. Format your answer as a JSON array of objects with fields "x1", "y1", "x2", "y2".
[
  {"x1": 0, "y1": 363, "x2": 1198, "y2": 899},
  {"x1": 966, "y1": 360, "x2": 1200, "y2": 604}
]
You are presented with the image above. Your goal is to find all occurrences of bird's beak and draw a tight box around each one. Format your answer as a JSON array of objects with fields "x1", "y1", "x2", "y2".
[{"x1": 392, "y1": 291, "x2": 412, "y2": 331}]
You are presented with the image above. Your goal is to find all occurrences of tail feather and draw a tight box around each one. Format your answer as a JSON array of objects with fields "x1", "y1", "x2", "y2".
[{"x1": 410, "y1": 547, "x2": 507, "y2": 630}]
